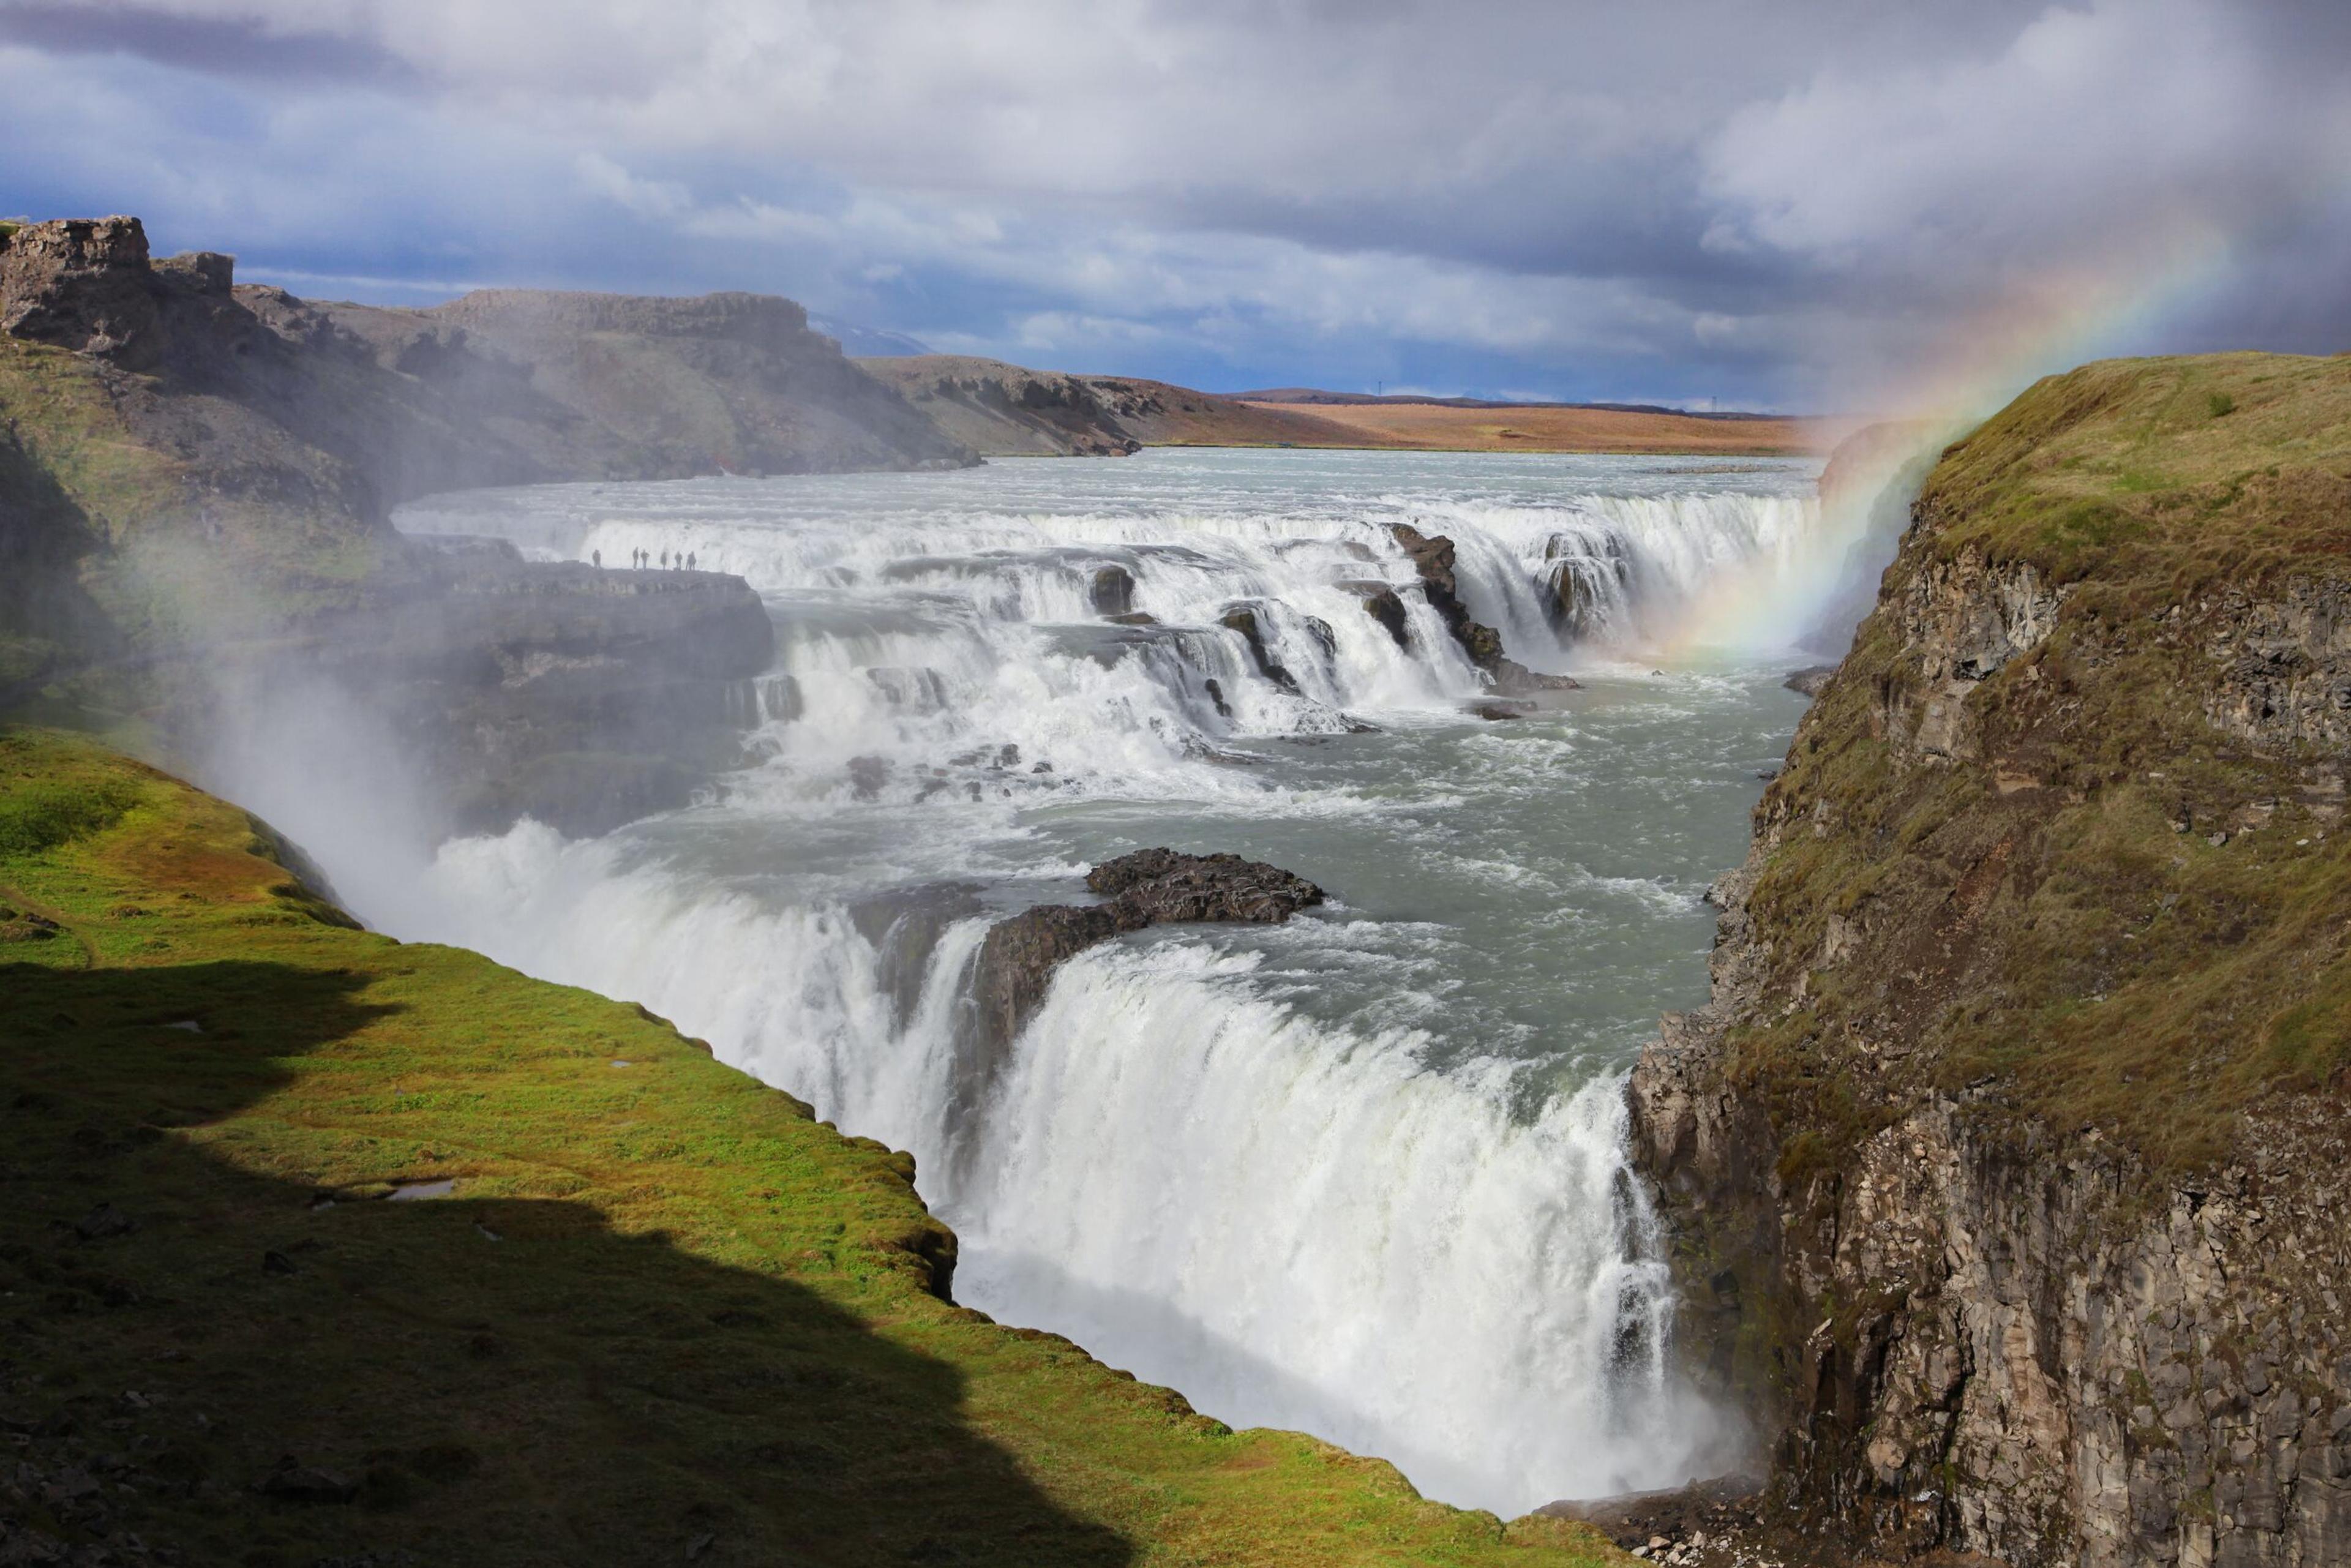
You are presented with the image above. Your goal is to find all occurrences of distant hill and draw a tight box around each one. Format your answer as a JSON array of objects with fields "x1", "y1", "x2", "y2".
[
  {"x1": 854, "y1": 354, "x2": 1365, "y2": 456},
  {"x1": 1239, "y1": 387, "x2": 1789, "y2": 422},
  {"x1": 1232, "y1": 396, "x2": 1819, "y2": 456},
  {"x1": 861, "y1": 355, "x2": 1820, "y2": 457}
]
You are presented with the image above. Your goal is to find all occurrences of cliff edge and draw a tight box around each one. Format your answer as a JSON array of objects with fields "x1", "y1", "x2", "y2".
[
  {"x1": 855, "y1": 353, "x2": 1372, "y2": 456},
  {"x1": 1628, "y1": 354, "x2": 2351, "y2": 1567},
  {"x1": 0, "y1": 216, "x2": 983, "y2": 830}
]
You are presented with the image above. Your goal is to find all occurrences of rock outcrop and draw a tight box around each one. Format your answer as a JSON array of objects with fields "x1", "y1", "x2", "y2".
[
  {"x1": 853, "y1": 356, "x2": 1146, "y2": 456},
  {"x1": 260, "y1": 546, "x2": 776, "y2": 834},
  {"x1": 0, "y1": 214, "x2": 975, "y2": 829},
  {"x1": 1625, "y1": 354, "x2": 2351, "y2": 1568},
  {"x1": 0, "y1": 216, "x2": 168, "y2": 367},
  {"x1": 1390, "y1": 523, "x2": 1580, "y2": 694},
  {"x1": 972, "y1": 849, "x2": 1325, "y2": 1052},
  {"x1": 853, "y1": 354, "x2": 1374, "y2": 456}
]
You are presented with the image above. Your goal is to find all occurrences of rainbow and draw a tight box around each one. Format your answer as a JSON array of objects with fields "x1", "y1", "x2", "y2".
[{"x1": 1651, "y1": 219, "x2": 2237, "y2": 661}]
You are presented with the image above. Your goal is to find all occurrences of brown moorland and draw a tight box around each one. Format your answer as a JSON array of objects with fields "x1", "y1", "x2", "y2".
[{"x1": 1237, "y1": 398, "x2": 1821, "y2": 456}]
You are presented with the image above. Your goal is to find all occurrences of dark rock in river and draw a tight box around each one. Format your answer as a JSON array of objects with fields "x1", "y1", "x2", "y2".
[
  {"x1": 1390, "y1": 523, "x2": 1578, "y2": 692},
  {"x1": 972, "y1": 849, "x2": 1324, "y2": 1054},
  {"x1": 1343, "y1": 581, "x2": 1412, "y2": 649},
  {"x1": 1218, "y1": 604, "x2": 1300, "y2": 694},
  {"x1": 1493, "y1": 658, "x2": 1580, "y2": 694},
  {"x1": 1090, "y1": 564, "x2": 1136, "y2": 618}
]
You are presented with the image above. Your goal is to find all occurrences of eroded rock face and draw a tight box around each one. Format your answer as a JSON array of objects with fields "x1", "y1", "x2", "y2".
[
  {"x1": 1625, "y1": 481, "x2": 2351, "y2": 1566},
  {"x1": 971, "y1": 849, "x2": 1324, "y2": 1053},
  {"x1": 0, "y1": 217, "x2": 161, "y2": 367},
  {"x1": 207, "y1": 547, "x2": 778, "y2": 836},
  {"x1": 1389, "y1": 523, "x2": 1579, "y2": 693},
  {"x1": 1880, "y1": 549, "x2": 2066, "y2": 763},
  {"x1": 2200, "y1": 576, "x2": 2351, "y2": 755},
  {"x1": 1344, "y1": 581, "x2": 1412, "y2": 648}
]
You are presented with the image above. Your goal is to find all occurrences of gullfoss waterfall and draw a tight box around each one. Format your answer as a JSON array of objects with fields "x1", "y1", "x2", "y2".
[{"x1": 249, "y1": 449, "x2": 1844, "y2": 1514}]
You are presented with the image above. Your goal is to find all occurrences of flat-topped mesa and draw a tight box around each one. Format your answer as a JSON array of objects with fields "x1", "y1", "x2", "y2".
[
  {"x1": 1390, "y1": 522, "x2": 1580, "y2": 696},
  {"x1": 973, "y1": 849, "x2": 1325, "y2": 1056}
]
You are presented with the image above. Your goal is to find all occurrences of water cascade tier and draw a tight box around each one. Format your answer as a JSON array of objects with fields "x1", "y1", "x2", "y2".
[{"x1": 233, "y1": 448, "x2": 1847, "y2": 1513}]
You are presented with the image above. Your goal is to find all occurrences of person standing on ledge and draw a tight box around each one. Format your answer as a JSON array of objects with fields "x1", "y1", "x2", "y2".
[
  {"x1": 592, "y1": 549, "x2": 601, "y2": 568},
  {"x1": 688, "y1": 552, "x2": 697, "y2": 571}
]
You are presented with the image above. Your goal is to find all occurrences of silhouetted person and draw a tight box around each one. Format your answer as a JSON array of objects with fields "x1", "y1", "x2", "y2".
[
  {"x1": 592, "y1": 549, "x2": 601, "y2": 568},
  {"x1": 661, "y1": 549, "x2": 669, "y2": 568},
  {"x1": 688, "y1": 552, "x2": 697, "y2": 571}
]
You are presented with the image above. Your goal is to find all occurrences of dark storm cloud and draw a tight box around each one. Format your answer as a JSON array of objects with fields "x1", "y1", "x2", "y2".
[
  {"x1": 0, "y1": 3, "x2": 416, "y2": 84},
  {"x1": 0, "y1": 0, "x2": 2343, "y2": 410}
]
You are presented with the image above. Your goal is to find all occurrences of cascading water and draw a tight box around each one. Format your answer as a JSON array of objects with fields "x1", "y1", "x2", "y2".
[{"x1": 253, "y1": 448, "x2": 1839, "y2": 1514}]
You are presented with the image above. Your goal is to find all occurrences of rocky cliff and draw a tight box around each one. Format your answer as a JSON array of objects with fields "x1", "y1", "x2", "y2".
[
  {"x1": 855, "y1": 353, "x2": 1370, "y2": 456},
  {"x1": 1627, "y1": 354, "x2": 2351, "y2": 1567},
  {"x1": 0, "y1": 216, "x2": 984, "y2": 830}
]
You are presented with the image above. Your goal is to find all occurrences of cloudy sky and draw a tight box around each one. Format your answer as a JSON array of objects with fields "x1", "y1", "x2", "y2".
[{"x1": 2, "y1": 0, "x2": 2347, "y2": 410}]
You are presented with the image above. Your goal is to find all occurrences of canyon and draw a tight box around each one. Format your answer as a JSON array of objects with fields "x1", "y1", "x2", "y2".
[{"x1": 7, "y1": 210, "x2": 2351, "y2": 1568}]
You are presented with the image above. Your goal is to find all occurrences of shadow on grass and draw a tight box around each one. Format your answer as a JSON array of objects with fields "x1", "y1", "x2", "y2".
[{"x1": 1, "y1": 960, "x2": 1135, "y2": 1567}]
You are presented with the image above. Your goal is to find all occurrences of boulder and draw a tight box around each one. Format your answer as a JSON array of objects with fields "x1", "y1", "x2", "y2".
[
  {"x1": 972, "y1": 850, "x2": 1324, "y2": 1052},
  {"x1": 1090, "y1": 564, "x2": 1136, "y2": 617},
  {"x1": 1343, "y1": 581, "x2": 1412, "y2": 649},
  {"x1": 1218, "y1": 605, "x2": 1300, "y2": 693}
]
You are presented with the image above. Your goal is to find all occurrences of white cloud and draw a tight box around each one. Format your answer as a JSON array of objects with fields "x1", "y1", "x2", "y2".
[{"x1": 6, "y1": 1, "x2": 2348, "y2": 405}]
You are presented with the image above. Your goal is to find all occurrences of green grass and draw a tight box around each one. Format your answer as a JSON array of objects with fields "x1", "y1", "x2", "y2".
[
  {"x1": 0, "y1": 727, "x2": 1624, "y2": 1567},
  {"x1": 1731, "y1": 353, "x2": 2351, "y2": 1173}
]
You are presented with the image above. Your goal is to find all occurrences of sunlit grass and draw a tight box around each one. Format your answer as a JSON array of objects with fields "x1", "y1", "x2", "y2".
[{"x1": 0, "y1": 726, "x2": 1624, "y2": 1566}]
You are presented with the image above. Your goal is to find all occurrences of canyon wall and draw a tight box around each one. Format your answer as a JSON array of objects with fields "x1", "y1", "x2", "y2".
[
  {"x1": 854, "y1": 353, "x2": 1370, "y2": 455},
  {"x1": 0, "y1": 216, "x2": 991, "y2": 829},
  {"x1": 1630, "y1": 354, "x2": 2351, "y2": 1567}
]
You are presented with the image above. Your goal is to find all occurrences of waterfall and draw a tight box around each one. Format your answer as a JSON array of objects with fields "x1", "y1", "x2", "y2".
[{"x1": 314, "y1": 451, "x2": 1821, "y2": 1514}]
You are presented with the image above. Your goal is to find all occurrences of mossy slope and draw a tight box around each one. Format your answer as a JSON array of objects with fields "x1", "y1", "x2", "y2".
[
  {"x1": 1741, "y1": 351, "x2": 2351, "y2": 1177},
  {"x1": 0, "y1": 727, "x2": 1620, "y2": 1567}
]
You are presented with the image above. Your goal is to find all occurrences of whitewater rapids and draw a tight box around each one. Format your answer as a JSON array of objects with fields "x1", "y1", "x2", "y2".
[{"x1": 228, "y1": 448, "x2": 1853, "y2": 1514}]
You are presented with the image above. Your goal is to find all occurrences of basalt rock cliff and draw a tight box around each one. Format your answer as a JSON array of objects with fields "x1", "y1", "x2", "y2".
[
  {"x1": 0, "y1": 215, "x2": 975, "y2": 831},
  {"x1": 1628, "y1": 355, "x2": 2351, "y2": 1567},
  {"x1": 855, "y1": 353, "x2": 1370, "y2": 456}
]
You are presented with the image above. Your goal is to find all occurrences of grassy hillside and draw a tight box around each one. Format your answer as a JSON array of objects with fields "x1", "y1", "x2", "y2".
[
  {"x1": 0, "y1": 726, "x2": 1623, "y2": 1567},
  {"x1": 1739, "y1": 352, "x2": 2351, "y2": 1173}
]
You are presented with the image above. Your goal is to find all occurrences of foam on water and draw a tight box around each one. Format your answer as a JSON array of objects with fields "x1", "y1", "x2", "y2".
[{"x1": 244, "y1": 449, "x2": 1840, "y2": 1514}]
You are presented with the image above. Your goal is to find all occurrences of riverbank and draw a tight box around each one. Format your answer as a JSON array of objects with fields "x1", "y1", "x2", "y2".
[{"x1": 0, "y1": 725, "x2": 1627, "y2": 1566}]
